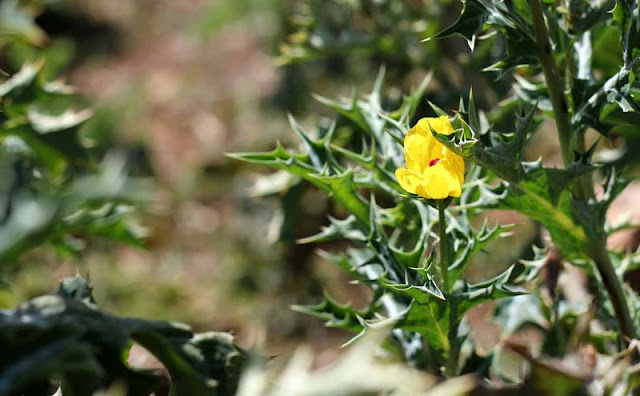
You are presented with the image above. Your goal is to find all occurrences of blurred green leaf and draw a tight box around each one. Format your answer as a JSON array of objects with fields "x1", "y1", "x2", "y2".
[
  {"x1": 0, "y1": 0, "x2": 47, "y2": 47},
  {"x1": 0, "y1": 275, "x2": 247, "y2": 396}
]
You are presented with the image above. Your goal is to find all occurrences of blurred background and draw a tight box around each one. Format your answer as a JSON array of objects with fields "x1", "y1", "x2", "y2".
[{"x1": 6, "y1": 0, "x2": 635, "y2": 364}]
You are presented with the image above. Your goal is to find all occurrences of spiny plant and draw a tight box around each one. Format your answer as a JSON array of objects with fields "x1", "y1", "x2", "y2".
[
  {"x1": 433, "y1": 0, "x2": 640, "y2": 342},
  {"x1": 232, "y1": 71, "x2": 542, "y2": 378},
  {"x1": 236, "y1": 0, "x2": 640, "y2": 391}
]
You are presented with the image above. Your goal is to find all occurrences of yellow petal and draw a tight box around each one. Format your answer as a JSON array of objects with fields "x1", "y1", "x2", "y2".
[
  {"x1": 396, "y1": 116, "x2": 465, "y2": 199},
  {"x1": 441, "y1": 152, "x2": 465, "y2": 185},
  {"x1": 395, "y1": 167, "x2": 423, "y2": 195},
  {"x1": 426, "y1": 164, "x2": 462, "y2": 198},
  {"x1": 404, "y1": 125, "x2": 433, "y2": 172},
  {"x1": 416, "y1": 168, "x2": 450, "y2": 199},
  {"x1": 404, "y1": 117, "x2": 450, "y2": 172}
]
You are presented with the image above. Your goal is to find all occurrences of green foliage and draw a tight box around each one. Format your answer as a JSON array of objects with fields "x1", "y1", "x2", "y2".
[
  {"x1": 0, "y1": 4, "x2": 250, "y2": 395},
  {"x1": 277, "y1": 0, "x2": 446, "y2": 66},
  {"x1": 5, "y1": 0, "x2": 640, "y2": 393},
  {"x1": 235, "y1": 72, "x2": 537, "y2": 375},
  {"x1": 0, "y1": 274, "x2": 247, "y2": 396},
  {"x1": 0, "y1": 61, "x2": 148, "y2": 263},
  {"x1": 446, "y1": 0, "x2": 640, "y2": 168},
  {"x1": 0, "y1": 1, "x2": 47, "y2": 48},
  {"x1": 469, "y1": 103, "x2": 593, "y2": 259},
  {"x1": 235, "y1": 0, "x2": 640, "y2": 391}
]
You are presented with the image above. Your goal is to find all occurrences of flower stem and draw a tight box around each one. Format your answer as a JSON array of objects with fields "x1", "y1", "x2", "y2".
[
  {"x1": 438, "y1": 199, "x2": 457, "y2": 376},
  {"x1": 438, "y1": 199, "x2": 449, "y2": 293},
  {"x1": 528, "y1": 0, "x2": 636, "y2": 341}
]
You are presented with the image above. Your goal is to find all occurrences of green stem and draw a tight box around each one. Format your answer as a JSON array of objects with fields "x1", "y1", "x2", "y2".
[
  {"x1": 573, "y1": 130, "x2": 595, "y2": 200},
  {"x1": 588, "y1": 241, "x2": 637, "y2": 341},
  {"x1": 447, "y1": 305, "x2": 458, "y2": 377},
  {"x1": 438, "y1": 199, "x2": 449, "y2": 294},
  {"x1": 529, "y1": 0, "x2": 573, "y2": 168},
  {"x1": 438, "y1": 199, "x2": 457, "y2": 376},
  {"x1": 528, "y1": 0, "x2": 636, "y2": 341}
]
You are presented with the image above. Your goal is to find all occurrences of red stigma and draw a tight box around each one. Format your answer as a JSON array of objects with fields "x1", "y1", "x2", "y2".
[{"x1": 429, "y1": 158, "x2": 440, "y2": 167}]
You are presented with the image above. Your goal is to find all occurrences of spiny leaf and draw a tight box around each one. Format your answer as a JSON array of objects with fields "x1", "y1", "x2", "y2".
[
  {"x1": 297, "y1": 214, "x2": 367, "y2": 244},
  {"x1": 308, "y1": 171, "x2": 370, "y2": 224},
  {"x1": 448, "y1": 221, "x2": 514, "y2": 284},
  {"x1": 383, "y1": 275, "x2": 445, "y2": 303},
  {"x1": 429, "y1": 0, "x2": 488, "y2": 51},
  {"x1": 479, "y1": 165, "x2": 590, "y2": 259},
  {"x1": 612, "y1": 0, "x2": 640, "y2": 66},
  {"x1": 313, "y1": 91, "x2": 368, "y2": 132},
  {"x1": 231, "y1": 148, "x2": 370, "y2": 224},
  {"x1": 456, "y1": 264, "x2": 530, "y2": 315},
  {"x1": 292, "y1": 293, "x2": 377, "y2": 332},
  {"x1": 399, "y1": 298, "x2": 451, "y2": 352},
  {"x1": 316, "y1": 249, "x2": 378, "y2": 284},
  {"x1": 288, "y1": 114, "x2": 342, "y2": 173},
  {"x1": 470, "y1": 105, "x2": 595, "y2": 259},
  {"x1": 386, "y1": 201, "x2": 437, "y2": 269},
  {"x1": 473, "y1": 104, "x2": 541, "y2": 181},
  {"x1": 432, "y1": 116, "x2": 479, "y2": 157},
  {"x1": 483, "y1": 27, "x2": 538, "y2": 77}
]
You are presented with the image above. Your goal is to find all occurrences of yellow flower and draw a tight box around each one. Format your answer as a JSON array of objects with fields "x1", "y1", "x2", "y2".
[{"x1": 395, "y1": 116, "x2": 465, "y2": 199}]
